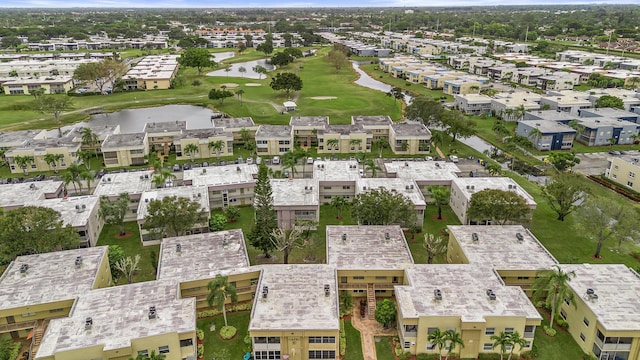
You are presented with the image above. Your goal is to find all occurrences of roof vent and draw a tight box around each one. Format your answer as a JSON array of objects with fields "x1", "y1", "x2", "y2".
[
  {"x1": 148, "y1": 306, "x2": 157, "y2": 319},
  {"x1": 262, "y1": 286, "x2": 269, "y2": 299},
  {"x1": 405, "y1": 162, "x2": 409, "y2": 167},
  {"x1": 19, "y1": 264, "x2": 29, "y2": 273},
  {"x1": 237, "y1": 166, "x2": 241, "y2": 172},
  {"x1": 472, "y1": 232, "x2": 479, "y2": 243},
  {"x1": 516, "y1": 233, "x2": 524, "y2": 242},
  {"x1": 434, "y1": 289, "x2": 443, "y2": 301},
  {"x1": 486, "y1": 289, "x2": 497, "y2": 300},
  {"x1": 435, "y1": 163, "x2": 440, "y2": 168},
  {"x1": 140, "y1": 175, "x2": 144, "y2": 180},
  {"x1": 145, "y1": 174, "x2": 149, "y2": 179},
  {"x1": 29, "y1": 183, "x2": 36, "y2": 189},
  {"x1": 585, "y1": 288, "x2": 598, "y2": 301},
  {"x1": 85, "y1": 317, "x2": 93, "y2": 330},
  {"x1": 341, "y1": 233, "x2": 347, "y2": 242},
  {"x1": 385, "y1": 232, "x2": 390, "y2": 241},
  {"x1": 222, "y1": 236, "x2": 229, "y2": 247},
  {"x1": 324, "y1": 284, "x2": 330, "y2": 297},
  {"x1": 176, "y1": 244, "x2": 181, "y2": 253},
  {"x1": 75, "y1": 256, "x2": 83, "y2": 267}
]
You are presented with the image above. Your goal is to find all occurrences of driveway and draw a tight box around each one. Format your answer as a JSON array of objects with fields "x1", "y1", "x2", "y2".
[{"x1": 573, "y1": 152, "x2": 613, "y2": 176}]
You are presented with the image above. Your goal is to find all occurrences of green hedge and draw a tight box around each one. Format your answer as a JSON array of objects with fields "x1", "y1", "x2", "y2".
[
  {"x1": 339, "y1": 319, "x2": 347, "y2": 356},
  {"x1": 478, "y1": 353, "x2": 502, "y2": 360},
  {"x1": 197, "y1": 303, "x2": 252, "y2": 318},
  {"x1": 196, "y1": 328, "x2": 205, "y2": 341}
]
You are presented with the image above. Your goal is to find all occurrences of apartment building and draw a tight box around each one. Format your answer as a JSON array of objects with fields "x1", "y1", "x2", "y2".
[
  {"x1": 606, "y1": 156, "x2": 640, "y2": 192},
  {"x1": 137, "y1": 186, "x2": 211, "y2": 244},
  {"x1": 255, "y1": 125, "x2": 293, "y2": 156},
  {"x1": 355, "y1": 179, "x2": 425, "y2": 227},
  {"x1": 523, "y1": 110, "x2": 577, "y2": 123},
  {"x1": 101, "y1": 133, "x2": 149, "y2": 168},
  {"x1": 539, "y1": 95, "x2": 593, "y2": 115},
  {"x1": 579, "y1": 108, "x2": 640, "y2": 124},
  {"x1": 93, "y1": 170, "x2": 154, "y2": 221},
  {"x1": 5, "y1": 137, "x2": 81, "y2": 174},
  {"x1": 1, "y1": 76, "x2": 74, "y2": 95},
  {"x1": 317, "y1": 125, "x2": 372, "y2": 154},
  {"x1": 586, "y1": 89, "x2": 640, "y2": 113},
  {"x1": 491, "y1": 93, "x2": 541, "y2": 120},
  {"x1": 144, "y1": 121, "x2": 187, "y2": 154},
  {"x1": 516, "y1": 120, "x2": 577, "y2": 151},
  {"x1": 442, "y1": 77, "x2": 485, "y2": 96},
  {"x1": 384, "y1": 160, "x2": 461, "y2": 200},
  {"x1": 182, "y1": 164, "x2": 258, "y2": 209},
  {"x1": 211, "y1": 117, "x2": 259, "y2": 143},
  {"x1": 271, "y1": 179, "x2": 319, "y2": 229},
  {"x1": 389, "y1": 123, "x2": 431, "y2": 154},
  {"x1": 313, "y1": 160, "x2": 361, "y2": 204},
  {"x1": 25, "y1": 195, "x2": 104, "y2": 248},
  {"x1": 0, "y1": 129, "x2": 47, "y2": 149},
  {"x1": 63, "y1": 125, "x2": 121, "y2": 153},
  {"x1": 351, "y1": 115, "x2": 393, "y2": 140},
  {"x1": 0, "y1": 180, "x2": 64, "y2": 211},
  {"x1": 454, "y1": 94, "x2": 493, "y2": 115},
  {"x1": 450, "y1": 177, "x2": 537, "y2": 226},
  {"x1": 122, "y1": 55, "x2": 179, "y2": 90},
  {"x1": 573, "y1": 117, "x2": 639, "y2": 146},
  {"x1": 290, "y1": 116, "x2": 329, "y2": 149},
  {"x1": 174, "y1": 128, "x2": 234, "y2": 161}
]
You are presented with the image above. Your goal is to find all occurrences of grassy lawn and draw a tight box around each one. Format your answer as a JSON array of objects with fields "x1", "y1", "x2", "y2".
[
  {"x1": 375, "y1": 336, "x2": 396, "y2": 360},
  {"x1": 95, "y1": 222, "x2": 159, "y2": 283},
  {"x1": 534, "y1": 310, "x2": 585, "y2": 360},
  {"x1": 408, "y1": 205, "x2": 460, "y2": 264},
  {"x1": 197, "y1": 311, "x2": 251, "y2": 360},
  {"x1": 358, "y1": 63, "x2": 454, "y2": 102},
  {"x1": 344, "y1": 319, "x2": 364, "y2": 360}
]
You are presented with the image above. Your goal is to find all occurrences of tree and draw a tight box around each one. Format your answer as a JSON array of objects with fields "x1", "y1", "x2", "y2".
[
  {"x1": 269, "y1": 72, "x2": 302, "y2": 98},
  {"x1": 0, "y1": 206, "x2": 79, "y2": 263},
  {"x1": 443, "y1": 330, "x2": 464, "y2": 360},
  {"x1": 270, "y1": 226, "x2": 304, "y2": 264},
  {"x1": 532, "y1": 266, "x2": 576, "y2": 330},
  {"x1": 467, "y1": 189, "x2": 530, "y2": 225},
  {"x1": 271, "y1": 52, "x2": 293, "y2": 67},
  {"x1": 208, "y1": 88, "x2": 234, "y2": 104},
  {"x1": 330, "y1": 196, "x2": 349, "y2": 220},
  {"x1": 527, "y1": 127, "x2": 543, "y2": 145},
  {"x1": 326, "y1": 48, "x2": 349, "y2": 71},
  {"x1": 365, "y1": 159, "x2": 381, "y2": 177},
  {"x1": 80, "y1": 127, "x2": 99, "y2": 157},
  {"x1": 35, "y1": 95, "x2": 74, "y2": 136},
  {"x1": 351, "y1": 188, "x2": 417, "y2": 227},
  {"x1": 178, "y1": 48, "x2": 215, "y2": 76},
  {"x1": 151, "y1": 169, "x2": 176, "y2": 189},
  {"x1": 282, "y1": 150, "x2": 299, "y2": 179},
  {"x1": 244, "y1": 34, "x2": 253, "y2": 47},
  {"x1": 224, "y1": 206, "x2": 240, "y2": 222},
  {"x1": 209, "y1": 213, "x2": 227, "y2": 232},
  {"x1": 595, "y1": 95, "x2": 624, "y2": 109},
  {"x1": 428, "y1": 186, "x2": 450, "y2": 220},
  {"x1": 387, "y1": 87, "x2": 404, "y2": 108},
  {"x1": 238, "y1": 66, "x2": 247, "y2": 77},
  {"x1": 1, "y1": 36, "x2": 22, "y2": 49},
  {"x1": 253, "y1": 65, "x2": 267, "y2": 79},
  {"x1": 374, "y1": 298, "x2": 396, "y2": 329},
  {"x1": 326, "y1": 138, "x2": 339, "y2": 156},
  {"x1": 423, "y1": 233, "x2": 448, "y2": 264},
  {"x1": 405, "y1": 95, "x2": 445, "y2": 128},
  {"x1": 184, "y1": 143, "x2": 199, "y2": 161},
  {"x1": 428, "y1": 329, "x2": 447, "y2": 360},
  {"x1": 373, "y1": 138, "x2": 388, "y2": 158},
  {"x1": 207, "y1": 275, "x2": 238, "y2": 328},
  {"x1": 73, "y1": 59, "x2": 127, "y2": 94},
  {"x1": 490, "y1": 331, "x2": 511, "y2": 360},
  {"x1": 77, "y1": 150, "x2": 93, "y2": 170},
  {"x1": 574, "y1": 198, "x2": 635, "y2": 258},
  {"x1": 506, "y1": 331, "x2": 527, "y2": 360},
  {"x1": 208, "y1": 140, "x2": 225, "y2": 160},
  {"x1": 442, "y1": 110, "x2": 477, "y2": 143},
  {"x1": 13, "y1": 155, "x2": 35, "y2": 175},
  {"x1": 114, "y1": 254, "x2": 140, "y2": 284},
  {"x1": 248, "y1": 163, "x2": 277, "y2": 257},
  {"x1": 107, "y1": 244, "x2": 125, "y2": 279},
  {"x1": 546, "y1": 152, "x2": 580, "y2": 172},
  {"x1": 235, "y1": 89, "x2": 245, "y2": 104},
  {"x1": 256, "y1": 39, "x2": 273, "y2": 55},
  {"x1": 541, "y1": 173, "x2": 588, "y2": 221},
  {"x1": 99, "y1": 193, "x2": 130, "y2": 236},
  {"x1": 485, "y1": 163, "x2": 502, "y2": 176},
  {"x1": 43, "y1": 153, "x2": 64, "y2": 173},
  {"x1": 143, "y1": 196, "x2": 207, "y2": 240},
  {"x1": 130, "y1": 350, "x2": 166, "y2": 360}
]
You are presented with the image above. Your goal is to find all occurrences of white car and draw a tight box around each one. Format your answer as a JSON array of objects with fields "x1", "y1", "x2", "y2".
[
  {"x1": 272, "y1": 156, "x2": 280, "y2": 164},
  {"x1": 246, "y1": 157, "x2": 254, "y2": 165},
  {"x1": 306, "y1": 157, "x2": 314, "y2": 164},
  {"x1": 449, "y1": 155, "x2": 459, "y2": 163}
]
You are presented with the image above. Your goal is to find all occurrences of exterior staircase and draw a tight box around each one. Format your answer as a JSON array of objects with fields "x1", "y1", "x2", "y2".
[
  {"x1": 367, "y1": 284, "x2": 376, "y2": 320},
  {"x1": 30, "y1": 319, "x2": 48, "y2": 360}
]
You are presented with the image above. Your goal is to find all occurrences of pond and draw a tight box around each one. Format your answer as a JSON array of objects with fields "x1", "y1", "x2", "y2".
[
  {"x1": 207, "y1": 59, "x2": 274, "y2": 79},
  {"x1": 351, "y1": 61, "x2": 412, "y2": 104}
]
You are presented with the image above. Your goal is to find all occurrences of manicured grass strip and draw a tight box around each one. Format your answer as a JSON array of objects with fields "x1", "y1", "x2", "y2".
[
  {"x1": 375, "y1": 336, "x2": 396, "y2": 360},
  {"x1": 533, "y1": 310, "x2": 585, "y2": 360},
  {"x1": 343, "y1": 319, "x2": 364, "y2": 360},
  {"x1": 197, "y1": 312, "x2": 251, "y2": 360}
]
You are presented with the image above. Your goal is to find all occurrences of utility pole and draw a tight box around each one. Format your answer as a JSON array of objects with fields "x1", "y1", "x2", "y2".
[
  {"x1": 606, "y1": 31, "x2": 612, "y2": 55},
  {"x1": 524, "y1": 26, "x2": 529, "y2": 43}
]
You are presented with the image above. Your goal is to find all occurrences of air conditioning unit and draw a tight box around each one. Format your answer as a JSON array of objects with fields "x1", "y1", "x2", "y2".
[
  {"x1": 222, "y1": 236, "x2": 229, "y2": 246},
  {"x1": 486, "y1": 289, "x2": 496, "y2": 300},
  {"x1": 516, "y1": 233, "x2": 524, "y2": 242},
  {"x1": 148, "y1": 306, "x2": 157, "y2": 319},
  {"x1": 140, "y1": 176, "x2": 144, "y2": 180},
  {"x1": 85, "y1": 317, "x2": 93, "y2": 330},
  {"x1": 341, "y1": 233, "x2": 347, "y2": 242},
  {"x1": 472, "y1": 232, "x2": 479, "y2": 243},
  {"x1": 384, "y1": 232, "x2": 390, "y2": 240},
  {"x1": 19, "y1": 264, "x2": 29, "y2": 273},
  {"x1": 75, "y1": 256, "x2": 83, "y2": 267},
  {"x1": 144, "y1": 174, "x2": 149, "y2": 179},
  {"x1": 262, "y1": 286, "x2": 269, "y2": 299},
  {"x1": 324, "y1": 284, "x2": 330, "y2": 297},
  {"x1": 176, "y1": 244, "x2": 181, "y2": 253},
  {"x1": 236, "y1": 166, "x2": 241, "y2": 172},
  {"x1": 434, "y1": 289, "x2": 442, "y2": 301}
]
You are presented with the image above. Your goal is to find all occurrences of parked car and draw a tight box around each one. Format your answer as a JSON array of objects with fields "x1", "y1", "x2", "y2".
[
  {"x1": 246, "y1": 157, "x2": 254, "y2": 165},
  {"x1": 182, "y1": 163, "x2": 191, "y2": 170},
  {"x1": 608, "y1": 150, "x2": 622, "y2": 156},
  {"x1": 202, "y1": 161, "x2": 209, "y2": 167},
  {"x1": 306, "y1": 157, "x2": 314, "y2": 164},
  {"x1": 425, "y1": 156, "x2": 434, "y2": 161},
  {"x1": 284, "y1": 170, "x2": 290, "y2": 178},
  {"x1": 272, "y1": 156, "x2": 280, "y2": 164},
  {"x1": 449, "y1": 155, "x2": 459, "y2": 163},
  {"x1": 172, "y1": 164, "x2": 181, "y2": 172}
]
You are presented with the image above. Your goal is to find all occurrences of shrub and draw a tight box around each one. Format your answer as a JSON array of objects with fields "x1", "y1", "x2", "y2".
[
  {"x1": 416, "y1": 355, "x2": 441, "y2": 360},
  {"x1": 196, "y1": 328, "x2": 205, "y2": 341},
  {"x1": 197, "y1": 343, "x2": 204, "y2": 358},
  {"x1": 197, "y1": 303, "x2": 252, "y2": 318},
  {"x1": 339, "y1": 320, "x2": 346, "y2": 356},
  {"x1": 478, "y1": 354, "x2": 502, "y2": 360},
  {"x1": 224, "y1": 206, "x2": 241, "y2": 221},
  {"x1": 209, "y1": 213, "x2": 227, "y2": 231},
  {"x1": 220, "y1": 325, "x2": 237, "y2": 339},
  {"x1": 405, "y1": 82, "x2": 412, "y2": 86},
  {"x1": 393, "y1": 343, "x2": 403, "y2": 356},
  {"x1": 399, "y1": 351, "x2": 412, "y2": 360},
  {"x1": 192, "y1": 79, "x2": 202, "y2": 86},
  {"x1": 543, "y1": 325, "x2": 557, "y2": 336}
]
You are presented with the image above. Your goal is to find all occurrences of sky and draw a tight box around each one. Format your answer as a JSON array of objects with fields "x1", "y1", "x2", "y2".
[{"x1": 0, "y1": 0, "x2": 638, "y2": 8}]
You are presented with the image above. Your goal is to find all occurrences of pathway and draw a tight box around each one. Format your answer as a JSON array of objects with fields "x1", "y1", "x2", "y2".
[{"x1": 350, "y1": 302, "x2": 397, "y2": 360}]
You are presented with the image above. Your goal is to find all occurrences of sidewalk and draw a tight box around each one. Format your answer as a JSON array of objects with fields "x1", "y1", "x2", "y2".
[{"x1": 349, "y1": 302, "x2": 397, "y2": 360}]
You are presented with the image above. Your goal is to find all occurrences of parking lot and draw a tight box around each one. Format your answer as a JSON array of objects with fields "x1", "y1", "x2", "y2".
[{"x1": 573, "y1": 152, "x2": 614, "y2": 176}]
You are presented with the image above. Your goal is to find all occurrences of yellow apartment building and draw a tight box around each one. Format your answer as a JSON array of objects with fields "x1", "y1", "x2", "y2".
[
  {"x1": 384, "y1": 160, "x2": 461, "y2": 201},
  {"x1": 212, "y1": 117, "x2": 259, "y2": 143},
  {"x1": 313, "y1": 160, "x2": 361, "y2": 204},
  {"x1": 271, "y1": 179, "x2": 319, "y2": 229},
  {"x1": 182, "y1": 163, "x2": 258, "y2": 209},
  {"x1": 389, "y1": 123, "x2": 431, "y2": 155},
  {"x1": 290, "y1": 116, "x2": 329, "y2": 149},
  {"x1": 606, "y1": 156, "x2": 640, "y2": 193},
  {"x1": 255, "y1": 125, "x2": 293, "y2": 156},
  {"x1": 144, "y1": 121, "x2": 187, "y2": 154},
  {"x1": 6, "y1": 138, "x2": 81, "y2": 174},
  {"x1": 2, "y1": 76, "x2": 74, "y2": 95},
  {"x1": 122, "y1": 55, "x2": 179, "y2": 91},
  {"x1": 351, "y1": 115, "x2": 393, "y2": 140},
  {"x1": 317, "y1": 125, "x2": 372, "y2": 154},
  {"x1": 0, "y1": 180, "x2": 64, "y2": 211},
  {"x1": 354, "y1": 179, "x2": 425, "y2": 227},
  {"x1": 93, "y1": 170, "x2": 155, "y2": 222},
  {"x1": 174, "y1": 128, "x2": 234, "y2": 161},
  {"x1": 63, "y1": 125, "x2": 121, "y2": 153},
  {"x1": 442, "y1": 79, "x2": 483, "y2": 96},
  {"x1": 101, "y1": 133, "x2": 149, "y2": 168}
]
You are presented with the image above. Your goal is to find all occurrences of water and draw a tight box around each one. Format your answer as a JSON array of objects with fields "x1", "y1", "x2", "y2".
[
  {"x1": 351, "y1": 61, "x2": 412, "y2": 104},
  {"x1": 211, "y1": 51, "x2": 236, "y2": 62},
  {"x1": 207, "y1": 59, "x2": 274, "y2": 79}
]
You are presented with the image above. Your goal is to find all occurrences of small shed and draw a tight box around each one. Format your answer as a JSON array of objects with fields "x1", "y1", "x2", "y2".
[{"x1": 283, "y1": 101, "x2": 297, "y2": 112}]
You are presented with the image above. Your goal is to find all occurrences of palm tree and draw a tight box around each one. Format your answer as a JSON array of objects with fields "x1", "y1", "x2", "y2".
[
  {"x1": 152, "y1": 169, "x2": 177, "y2": 189},
  {"x1": 373, "y1": 138, "x2": 388, "y2": 158},
  {"x1": 428, "y1": 186, "x2": 450, "y2": 220},
  {"x1": 349, "y1": 138, "x2": 362, "y2": 152},
  {"x1": 430, "y1": 131, "x2": 445, "y2": 153},
  {"x1": 81, "y1": 170, "x2": 96, "y2": 195},
  {"x1": 65, "y1": 163, "x2": 84, "y2": 194},
  {"x1": 13, "y1": 155, "x2": 35, "y2": 175},
  {"x1": 240, "y1": 128, "x2": 251, "y2": 145},
  {"x1": 80, "y1": 127, "x2": 99, "y2": 157},
  {"x1": 443, "y1": 329, "x2": 464, "y2": 360},
  {"x1": 282, "y1": 151, "x2": 298, "y2": 179},
  {"x1": 330, "y1": 196, "x2": 349, "y2": 220},
  {"x1": 527, "y1": 127, "x2": 543, "y2": 148},
  {"x1": 208, "y1": 140, "x2": 225, "y2": 161},
  {"x1": 235, "y1": 89, "x2": 245, "y2": 104},
  {"x1": 506, "y1": 331, "x2": 527, "y2": 360},
  {"x1": 568, "y1": 120, "x2": 585, "y2": 141},
  {"x1": 183, "y1": 143, "x2": 199, "y2": 161},
  {"x1": 61, "y1": 169, "x2": 77, "y2": 195},
  {"x1": 485, "y1": 163, "x2": 502, "y2": 176},
  {"x1": 427, "y1": 328, "x2": 447, "y2": 360},
  {"x1": 608, "y1": 137, "x2": 617, "y2": 148},
  {"x1": 326, "y1": 138, "x2": 339, "y2": 156},
  {"x1": 514, "y1": 104, "x2": 526, "y2": 122},
  {"x1": 532, "y1": 265, "x2": 577, "y2": 330},
  {"x1": 491, "y1": 331, "x2": 511, "y2": 360},
  {"x1": 238, "y1": 66, "x2": 247, "y2": 77},
  {"x1": 43, "y1": 153, "x2": 64, "y2": 173},
  {"x1": 365, "y1": 159, "x2": 381, "y2": 177},
  {"x1": 77, "y1": 150, "x2": 93, "y2": 170},
  {"x1": 206, "y1": 275, "x2": 238, "y2": 329},
  {"x1": 130, "y1": 350, "x2": 166, "y2": 360}
]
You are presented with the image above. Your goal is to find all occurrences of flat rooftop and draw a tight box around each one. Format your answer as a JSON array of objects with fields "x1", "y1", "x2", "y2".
[
  {"x1": 271, "y1": 179, "x2": 319, "y2": 207},
  {"x1": 25, "y1": 195, "x2": 100, "y2": 228},
  {"x1": 93, "y1": 170, "x2": 154, "y2": 197},
  {"x1": 448, "y1": 225, "x2": 558, "y2": 270},
  {"x1": 391, "y1": 123, "x2": 432, "y2": 137},
  {"x1": 320, "y1": 124, "x2": 370, "y2": 136},
  {"x1": 143, "y1": 121, "x2": 187, "y2": 133},
  {"x1": 456, "y1": 94, "x2": 492, "y2": 104},
  {"x1": 0, "y1": 180, "x2": 63, "y2": 209},
  {"x1": 578, "y1": 117, "x2": 637, "y2": 129},
  {"x1": 183, "y1": 164, "x2": 257, "y2": 187},
  {"x1": 396, "y1": 265, "x2": 542, "y2": 322},
  {"x1": 313, "y1": 160, "x2": 361, "y2": 182},
  {"x1": 0, "y1": 247, "x2": 108, "y2": 310},
  {"x1": 212, "y1": 117, "x2": 256, "y2": 129},
  {"x1": 0, "y1": 129, "x2": 46, "y2": 147},
  {"x1": 175, "y1": 127, "x2": 229, "y2": 140},
  {"x1": 562, "y1": 264, "x2": 640, "y2": 331},
  {"x1": 255, "y1": 125, "x2": 292, "y2": 138},
  {"x1": 250, "y1": 265, "x2": 339, "y2": 331},
  {"x1": 326, "y1": 225, "x2": 414, "y2": 269},
  {"x1": 101, "y1": 133, "x2": 147, "y2": 148},
  {"x1": 137, "y1": 185, "x2": 210, "y2": 221},
  {"x1": 356, "y1": 178, "x2": 425, "y2": 207},
  {"x1": 64, "y1": 125, "x2": 120, "y2": 142},
  {"x1": 519, "y1": 120, "x2": 576, "y2": 134},
  {"x1": 157, "y1": 229, "x2": 251, "y2": 282},
  {"x1": 351, "y1": 115, "x2": 393, "y2": 127},
  {"x1": 37, "y1": 280, "x2": 195, "y2": 356},
  {"x1": 289, "y1": 116, "x2": 329, "y2": 128},
  {"x1": 580, "y1": 107, "x2": 639, "y2": 119},
  {"x1": 452, "y1": 177, "x2": 537, "y2": 205},
  {"x1": 523, "y1": 110, "x2": 578, "y2": 122},
  {"x1": 384, "y1": 161, "x2": 460, "y2": 183}
]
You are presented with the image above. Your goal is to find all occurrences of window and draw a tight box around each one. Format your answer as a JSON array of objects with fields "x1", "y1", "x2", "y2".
[
  {"x1": 630, "y1": 172, "x2": 635, "y2": 178},
  {"x1": 21, "y1": 313, "x2": 36, "y2": 317},
  {"x1": 485, "y1": 328, "x2": 495, "y2": 335},
  {"x1": 179, "y1": 338, "x2": 193, "y2": 347},
  {"x1": 324, "y1": 186, "x2": 332, "y2": 190},
  {"x1": 516, "y1": 276, "x2": 530, "y2": 280},
  {"x1": 254, "y1": 351, "x2": 281, "y2": 360},
  {"x1": 583, "y1": 317, "x2": 590, "y2": 327},
  {"x1": 504, "y1": 328, "x2": 514, "y2": 334},
  {"x1": 309, "y1": 336, "x2": 335, "y2": 344},
  {"x1": 404, "y1": 325, "x2": 417, "y2": 333},
  {"x1": 597, "y1": 329, "x2": 605, "y2": 343},
  {"x1": 158, "y1": 345, "x2": 169, "y2": 354},
  {"x1": 627, "y1": 181, "x2": 634, "y2": 187},
  {"x1": 483, "y1": 343, "x2": 493, "y2": 351},
  {"x1": 353, "y1": 276, "x2": 364, "y2": 280},
  {"x1": 49, "y1": 308, "x2": 65, "y2": 313},
  {"x1": 375, "y1": 276, "x2": 387, "y2": 280},
  {"x1": 564, "y1": 296, "x2": 570, "y2": 305},
  {"x1": 308, "y1": 350, "x2": 336, "y2": 359},
  {"x1": 342, "y1": 186, "x2": 351, "y2": 190},
  {"x1": 267, "y1": 337, "x2": 281, "y2": 344},
  {"x1": 560, "y1": 310, "x2": 567, "y2": 321},
  {"x1": 137, "y1": 350, "x2": 149, "y2": 357},
  {"x1": 580, "y1": 333, "x2": 585, "y2": 342},
  {"x1": 525, "y1": 341, "x2": 531, "y2": 348}
]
